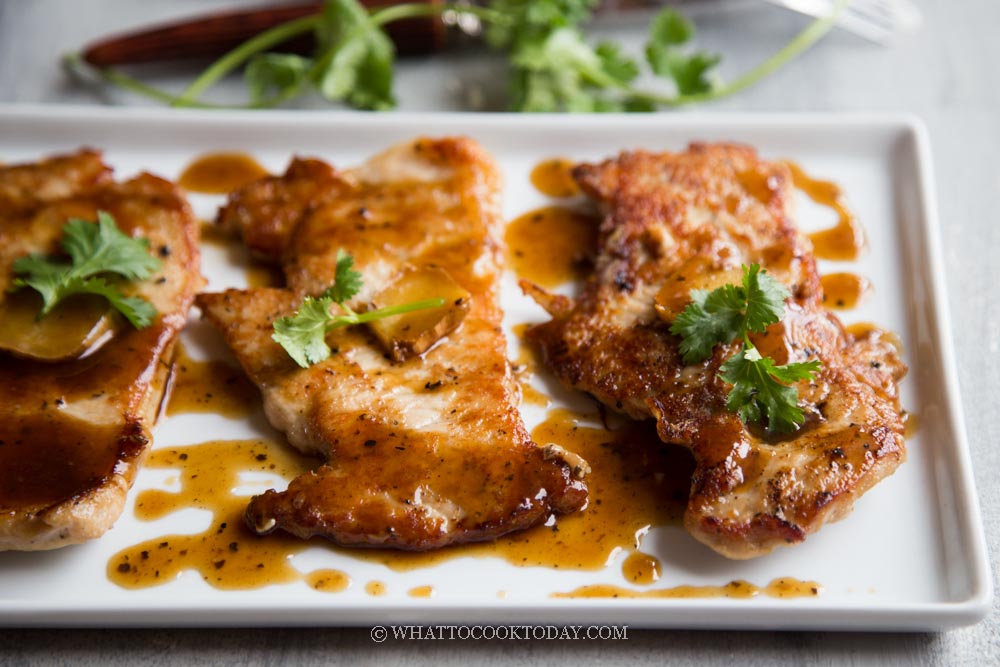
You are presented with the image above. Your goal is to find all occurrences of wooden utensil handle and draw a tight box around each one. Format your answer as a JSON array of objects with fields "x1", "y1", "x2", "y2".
[{"x1": 82, "y1": 0, "x2": 446, "y2": 67}]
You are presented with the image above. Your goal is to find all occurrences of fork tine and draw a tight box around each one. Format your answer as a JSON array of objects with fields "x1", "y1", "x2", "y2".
[{"x1": 759, "y1": 0, "x2": 922, "y2": 45}]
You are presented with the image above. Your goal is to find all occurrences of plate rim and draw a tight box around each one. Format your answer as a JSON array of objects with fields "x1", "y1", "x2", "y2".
[{"x1": 0, "y1": 104, "x2": 990, "y2": 630}]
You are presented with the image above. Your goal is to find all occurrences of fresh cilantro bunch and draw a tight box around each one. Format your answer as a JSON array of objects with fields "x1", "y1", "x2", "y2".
[
  {"x1": 272, "y1": 251, "x2": 444, "y2": 368},
  {"x1": 11, "y1": 211, "x2": 162, "y2": 328},
  {"x1": 669, "y1": 264, "x2": 821, "y2": 434},
  {"x1": 69, "y1": 0, "x2": 850, "y2": 112},
  {"x1": 245, "y1": 0, "x2": 396, "y2": 110}
]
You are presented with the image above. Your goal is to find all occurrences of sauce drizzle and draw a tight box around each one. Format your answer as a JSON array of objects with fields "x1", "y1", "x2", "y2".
[
  {"x1": 166, "y1": 343, "x2": 259, "y2": 418},
  {"x1": 357, "y1": 408, "x2": 692, "y2": 573},
  {"x1": 622, "y1": 552, "x2": 661, "y2": 585},
  {"x1": 554, "y1": 577, "x2": 822, "y2": 600},
  {"x1": 107, "y1": 439, "x2": 317, "y2": 590},
  {"x1": 784, "y1": 161, "x2": 866, "y2": 261},
  {"x1": 505, "y1": 206, "x2": 598, "y2": 288},
  {"x1": 179, "y1": 152, "x2": 269, "y2": 195},
  {"x1": 820, "y1": 272, "x2": 871, "y2": 310},
  {"x1": 530, "y1": 158, "x2": 580, "y2": 198}
]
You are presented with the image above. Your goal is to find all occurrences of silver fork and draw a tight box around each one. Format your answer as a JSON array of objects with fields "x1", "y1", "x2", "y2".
[
  {"x1": 757, "y1": 0, "x2": 923, "y2": 45},
  {"x1": 604, "y1": 1, "x2": 924, "y2": 45}
]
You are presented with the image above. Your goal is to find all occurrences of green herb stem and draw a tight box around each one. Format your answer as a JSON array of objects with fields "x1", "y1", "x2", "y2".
[
  {"x1": 639, "y1": 0, "x2": 850, "y2": 107},
  {"x1": 333, "y1": 297, "x2": 446, "y2": 329},
  {"x1": 62, "y1": 53, "x2": 219, "y2": 108},
  {"x1": 173, "y1": 16, "x2": 320, "y2": 107}
]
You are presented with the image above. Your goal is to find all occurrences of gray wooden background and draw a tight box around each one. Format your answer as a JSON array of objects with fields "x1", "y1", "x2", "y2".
[{"x1": 0, "y1": 0, "x2": 997, "y2": 664}]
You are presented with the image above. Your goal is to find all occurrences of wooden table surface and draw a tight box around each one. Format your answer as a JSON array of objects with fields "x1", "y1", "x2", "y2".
[{"x1": 0, "y1": 0, "x2": 996, "y2": 664}]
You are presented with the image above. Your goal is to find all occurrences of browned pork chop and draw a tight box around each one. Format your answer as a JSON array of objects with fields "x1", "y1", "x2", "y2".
[
  {"x1": 197, "y1": 138, "x2": 588, "y2": 550},
  {"x1": 0, "y1": 150, "x2": 201, "y2": 550},
  {"x1": 525, "y1": 143, "x2": 907, "y2": 559}
]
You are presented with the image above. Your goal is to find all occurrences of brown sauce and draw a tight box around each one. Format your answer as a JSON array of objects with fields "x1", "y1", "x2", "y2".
[
  {"x1": 355, "y1": 407, "x2": 693, "y2": 572},
  {"x1": 306, "y1": 569, "x2": 351, "y2": 593},
  {"x1": 622, "y1": 552, "x2": 661, "y2": 585},
  {"x1": 511, "y1": 323, "x2": 550, "y2": 408},
  {"x1": 0, "y1": 414, "x2": 121, "y2": 509},
  {"x1": 553, "y1": 577, "x2": 822, "y2": 600},
  {"x1": 408, "y1": 585, "x2": 436, "y2": 598},
  {"x1": 107, "y1": 439, "x2": 317, "y2": 590},
  {"x1": 820, "y1": 272, "x2": 871, "y2": 310},
  {"x1": 505, "y1": 207, "x2": 598, "y2": 288},
  {"x1": 244, "y1": 263, "x2": 284, "y2": 289},
  {"x1": 530, "y1": 158, "x2": 580, "y2": 198},
  {"x1": 106, "y1": 428, "x2": 819, "y2": 598},
  {"x1": 365, "y1": 581, "x2": 388, "y2": 596},
  {"x1": 165, "y1": 343, "x2": 258, "y2": 418},
  {"x1": 108, "y1": 410, "x2": 691, "y2": 588},
  {"x1": 179, "y1": 152, "x2": 269, "y2": 195},
  {"x1": 737, "y1": 167, "x2": 780, "y2": 205},
  {"x1": 784, "y1": 161, "x2": 866, "y2": 261},
  {"x1": 198, "y1": 221, "x2": 232, "y2": 247}
]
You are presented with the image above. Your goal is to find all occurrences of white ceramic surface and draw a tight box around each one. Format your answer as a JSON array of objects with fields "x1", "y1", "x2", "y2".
[{"x1": 0, "y1": 106, "x2": 989, "y2": 630}]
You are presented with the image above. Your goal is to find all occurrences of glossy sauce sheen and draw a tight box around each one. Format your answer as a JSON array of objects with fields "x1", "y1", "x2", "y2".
[
  {"x1": 408, "y1": 585, "x2": 436, "y2": 598},
  {"x1": 622, "y1": 552, "x2": 661, "y2": 585},
  {"x1": 107, "y1": 439, "x2": 320, "y2": 590},
  {"x1": 165, "y1": 343, "x2": 259, "y2": 418},
  {"x1": 505, "y1": 207, "x2": 598, "y2": 288},
  {"x1": 0, "y1": 415, "x2": 121, "y2": 509},
  {"x1": 784, "y1": 161, "x2": 866, "y2": 261},
  {"x1": 553, "y1": 578, "x2": 822, "y2": 599},
  {"x1": 530, "y1": 158, "x2": 580, "y2": 198},
  {"x1": 306, "y1": 569, "x2": 351, "y2": 593},
  {"x1": 107, "y1": 409, "x2": 691, "y2": 588},
  {"x1": 179, "y1": 152, "x2": 269, "y2": 195},
  {"x1": 355, "y1": 407, "x2": 693, "y2": 572},
  {"x1": 820, "y1": 272, "x2": 871, "y2": 310},
  {"x1": 0, "y1": 290, "x2": 115, "y2": 361}
]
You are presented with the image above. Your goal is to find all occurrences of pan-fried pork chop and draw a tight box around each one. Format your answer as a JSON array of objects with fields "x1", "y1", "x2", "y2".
[
  {"x1": 525, "y1": 143, "x2": 906, "y2": 559},
  {"x1": 197, "y1": 138, "x2": 587, "y2": 550},
  {"x1": 0, "y1": 150, "x2": 201, "y2": 550}
]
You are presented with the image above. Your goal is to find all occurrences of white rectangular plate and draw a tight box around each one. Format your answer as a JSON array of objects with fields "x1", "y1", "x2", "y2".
[{"x1": 0, "y1": 106, "x2": 989, "y2": 630}]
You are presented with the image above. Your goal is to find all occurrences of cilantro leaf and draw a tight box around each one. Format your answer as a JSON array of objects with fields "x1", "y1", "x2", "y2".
[
  {"x1": 245, "y1": 53, "x2": 311, "y2": 106},
  {"x1": 669, "y1": 285, "x2": 747, "y2": 364},
  {"x1": 62, "y1": 211, "x2": 161, "y2": 281},
  {"x1": 324, "y1": 250, "x2": 363, "y2": 303},
  {"x1": 649, "y1": 7, "x2": 695, "y2": 46},
  {"x1": 507, "y1": 26, "x2": 641, "y2": 112},
  {"x1": 271, "y1": 250, "x2": 445, "y2": 368},
  {"x1": 272, "y1": 294, "x2": 337, "y2": 368},
  {"x1": 719, "y1": 345, "x2": 821, "y2": 434},
  {"x1": 668, "y1": 263, "x2": 821, "y2": 433},
  {"x1": 594, "y1": 42, "x2": 640, "y2": 85},
  {"x1": 66, "y1": 276, "x2": 159, "y2": 328},
  {"x1": 646, "y1": 8, "x2": 721, "y2": 96},
  {"x1": 742, "y1": 262, "x2": 789, "y2": 333},
  {"x1": 312, "y1": 0, "x2": 395, "y2": 110},
  {"x1": 10, "y1": 211, "x2": 161, "y2": 327},
  {"x1": 485, "y1": 0, "x2": 599, "y2": 49}
]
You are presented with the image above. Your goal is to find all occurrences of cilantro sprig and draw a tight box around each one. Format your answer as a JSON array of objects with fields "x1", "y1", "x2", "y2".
[
  {"x1": 65, "y1": 0, "x2": 849, "y2": 113},
  {"x1": 11, "y1": 211, "x2": 162, "y2": 328},
  {"x1": 272, "y1": 251, "x2": 444, "y2": 368},
  {"x1": 669, "y1": 264, "x2": 821, "y2": 434}
]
